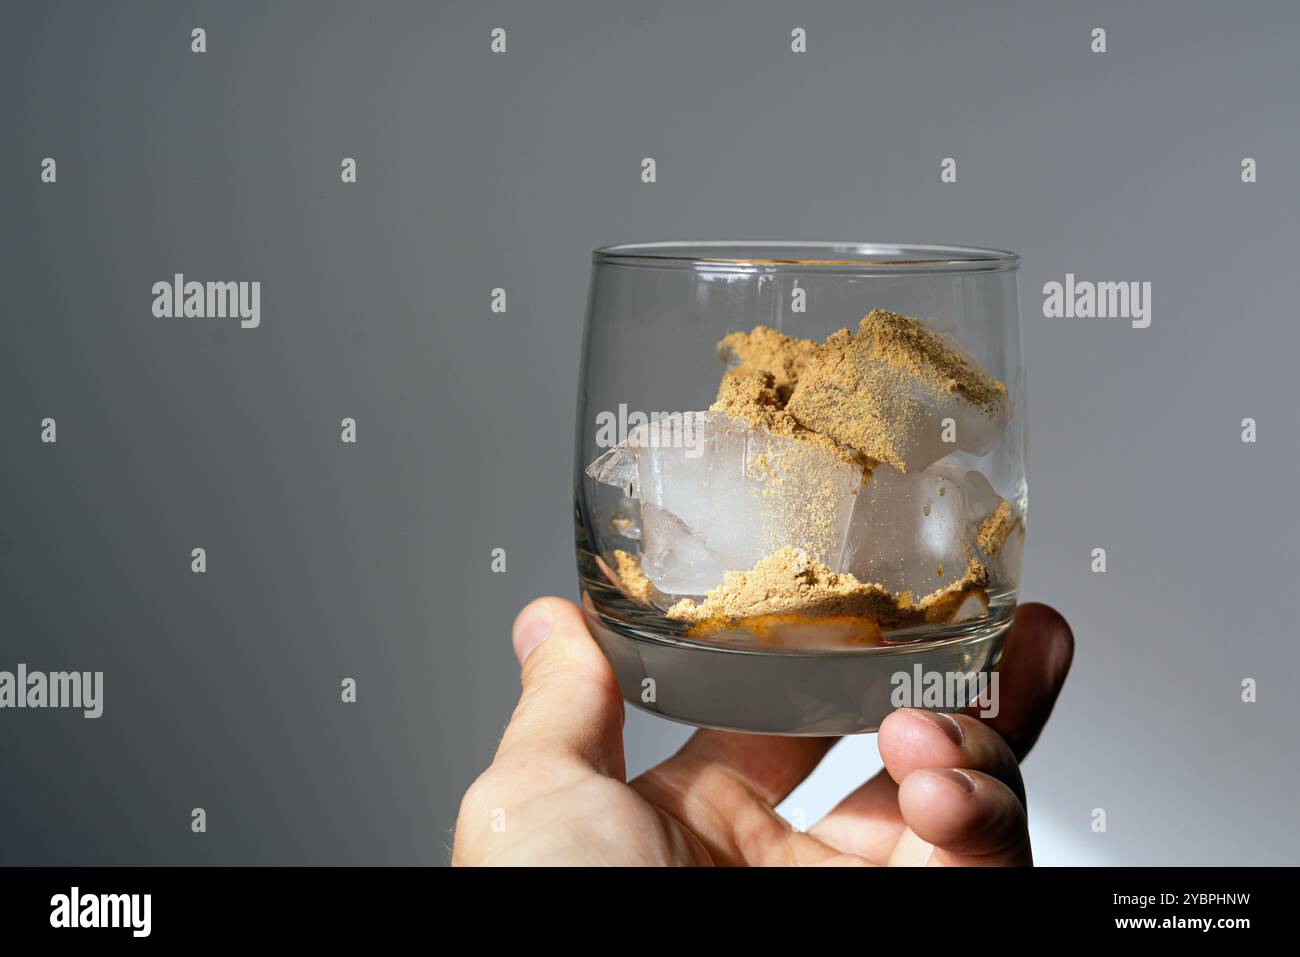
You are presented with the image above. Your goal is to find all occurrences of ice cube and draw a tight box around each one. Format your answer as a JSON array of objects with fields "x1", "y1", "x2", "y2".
[
  {"x1": 639, "y1": 503, "x2": 726, "y2": 594},
  {"x1": 960, "y1": 468, "x2": 1002, "y2": 521},
  {"x1": 838, "y1": 458, "x2": 1008, "y2": 598},
  {"x1": 633, "y1": 414, "x2": 763, "y2": 574},
  {"x1": 586, "y1": 412, "x2": 862, "y2": 595},
  {"x1": 586, "y1": 439, "x2": 641, "y2": 498},
  {"x1": 891, "y1": 378, "x2": 1009, "y2": 473}
]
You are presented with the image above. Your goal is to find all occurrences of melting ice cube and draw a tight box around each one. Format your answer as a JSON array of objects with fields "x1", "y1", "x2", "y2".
[
  {"x1": 838, "y1": 458, "x2": 1007, "y2": 598},
  {"x1": 586, "y1": 412, "x2": 862, "y2": 595},
  {"x1": 639, "y1": 503, "x2": 726, "y2": 595},
  {"x1": 891, "y1": 378, "x2": 1010, "y2": 473}
]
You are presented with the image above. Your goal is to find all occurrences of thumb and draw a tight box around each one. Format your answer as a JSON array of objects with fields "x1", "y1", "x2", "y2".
[{"x1": 495, "y1": 597, "x2": 626, "y2": 778}]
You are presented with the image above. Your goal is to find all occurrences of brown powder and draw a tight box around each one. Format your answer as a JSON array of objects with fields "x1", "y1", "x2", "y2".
[
  {"x1": 786, "y1": 310, "x2": 1008, "y2": 471},
  {"x1": 709, "y1": 370, "x2": 860, "y2": 467},
  {"x1": 710, "y1": 370, "x2": 790, "y2": 431},
  {"x1": 864, "y1": 309, "x2": 1007, "y2": 411},
  {"x1": 611, "y1": 548, "x2": 654, "y2": 603},
  {"x1": 716, "y1": 326, "x2": 817, "y2": 403},
  {"x1": 666, "y1": 547, "x2": 989, "y2": 636},
  {"x1": 977, "y1": 500, "x2": 1015, "y2": 556}
]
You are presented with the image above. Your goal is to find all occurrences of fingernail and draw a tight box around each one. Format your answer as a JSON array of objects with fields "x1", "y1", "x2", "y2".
[
  {"x1": 512, "y1": 603, "x2": 554, "y2": 665},
  {"x1": 911, "y1": 709, "x2": 965, "y2": 746},
  {"x1": 935, "y1": 768, "x2": 976, "y2": 794}
]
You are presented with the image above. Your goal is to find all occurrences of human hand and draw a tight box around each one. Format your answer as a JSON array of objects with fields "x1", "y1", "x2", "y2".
[{"x1": 453, "y1": 597, "x2": 1073, "y2": 866}]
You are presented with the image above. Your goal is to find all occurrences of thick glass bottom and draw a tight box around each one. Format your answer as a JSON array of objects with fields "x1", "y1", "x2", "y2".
[{"x1": 581, "y1": 591, "x2": 1011, "y2": 735}]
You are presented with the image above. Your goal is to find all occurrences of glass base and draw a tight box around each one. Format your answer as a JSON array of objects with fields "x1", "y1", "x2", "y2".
[{"x1": 582, "y1": 593, "x2": 1011, "y2": 735}]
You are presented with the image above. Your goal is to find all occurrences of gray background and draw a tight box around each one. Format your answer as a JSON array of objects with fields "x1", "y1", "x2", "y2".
[{"x1": 2, "y1": 0, "x2": 1297, "y2": 865}]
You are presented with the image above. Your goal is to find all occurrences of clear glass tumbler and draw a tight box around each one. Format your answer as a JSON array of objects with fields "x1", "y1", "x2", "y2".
[{"x1": 574, "y1": 242, "x2": 1025, "y2": 734}]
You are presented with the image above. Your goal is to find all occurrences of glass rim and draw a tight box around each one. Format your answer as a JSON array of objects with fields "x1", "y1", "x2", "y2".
[{"x1": 593, "y1": 241, "x2": 1020, "y2": 273}]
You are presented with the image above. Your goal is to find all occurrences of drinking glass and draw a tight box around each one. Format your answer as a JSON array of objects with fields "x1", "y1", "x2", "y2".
[{"x1": 573, "y1": 242, "x2": 1024, "y2": 734}]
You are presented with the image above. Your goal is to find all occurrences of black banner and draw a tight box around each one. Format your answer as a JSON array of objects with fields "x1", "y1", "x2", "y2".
[{"x1": 0, "y1": 867, "x2": 1286, "y2": 942}]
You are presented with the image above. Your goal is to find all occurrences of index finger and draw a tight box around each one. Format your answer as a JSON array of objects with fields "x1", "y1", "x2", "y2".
[{"x1": 970, "y1": 602, "x2": 1074, "y2": 760}]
